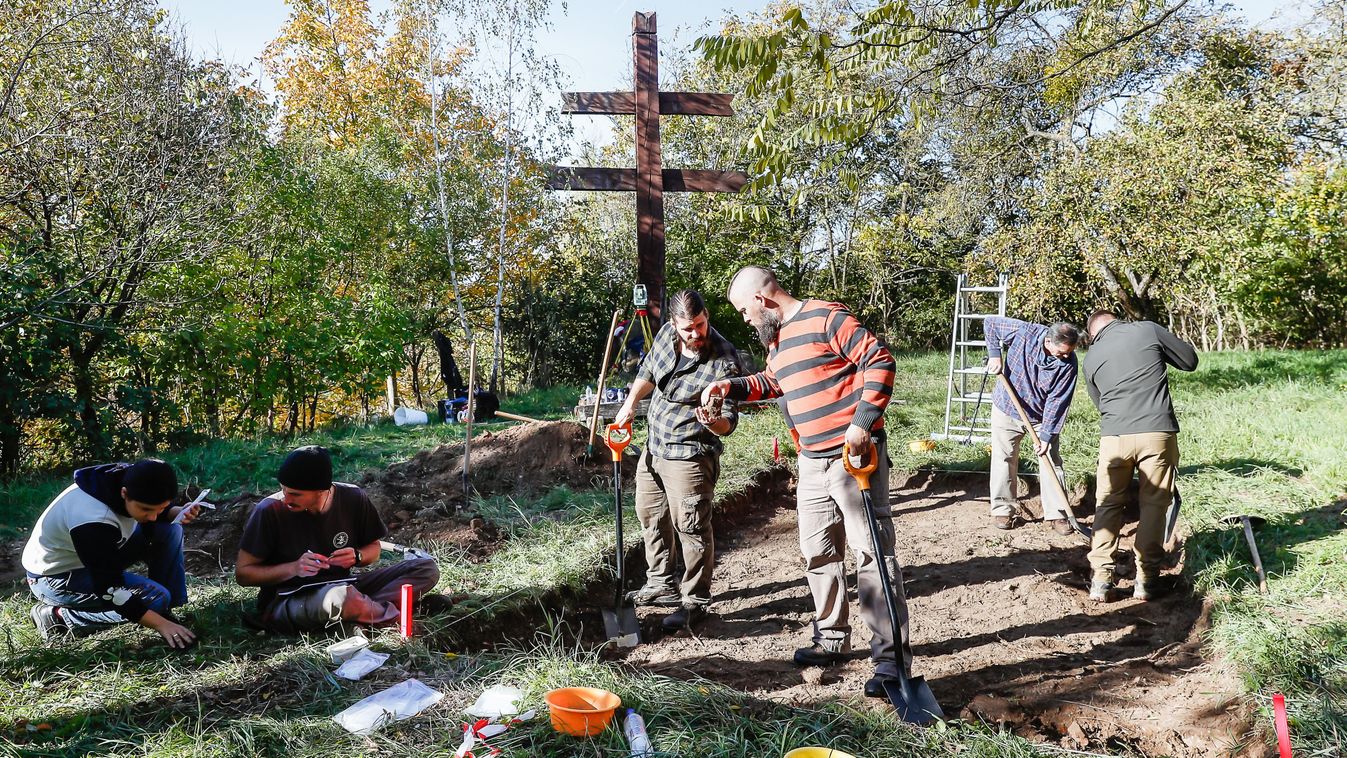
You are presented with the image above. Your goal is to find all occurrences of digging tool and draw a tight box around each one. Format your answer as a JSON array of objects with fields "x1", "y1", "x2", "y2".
[
  {"x1": 1222, "y1": 514, "x2": 1270, "y2": 593},
  {"x1": 494, "y1": 410, "x2": 540, "y2": 424},
  {"x1": 995, "y1": 373, "x2": 1092, "y2": 539},
  {"x1": 587, "y1": 310, "x2": 622, "y2": 459},
  {"x1": 1163, "y1": 486, "x2": 1182, "y2": 548},
  {"x1": 462, "y1": 342, "x2": 477, "y2": 502},
  {"x1": 602, "y1": 422, "x2": 641, "y2": 647},
  {"x1": 842, "y1": 444, "x2": 943, "y2": 725}
]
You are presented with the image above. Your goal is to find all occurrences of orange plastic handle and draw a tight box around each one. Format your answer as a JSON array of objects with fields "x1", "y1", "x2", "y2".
[
  {"x1": 605, "y1": 423, "x2": 632, "y2": 462},
  {"x1": 841, "y1": 442, "x2": 876, "y2": 490}
]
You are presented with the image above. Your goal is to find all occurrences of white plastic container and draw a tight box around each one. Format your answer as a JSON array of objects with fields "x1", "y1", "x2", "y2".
[
  {"x1": 394, "y1": 407, "x2": 429, "y2": 426},
  {"x1": 326, "y1": 634, "x2": 369, "y2": 664}
]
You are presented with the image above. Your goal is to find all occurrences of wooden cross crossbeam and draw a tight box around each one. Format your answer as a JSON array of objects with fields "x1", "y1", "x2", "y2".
[{"x1": 546, "y1": 12, "x2": 748, "y2": 321}]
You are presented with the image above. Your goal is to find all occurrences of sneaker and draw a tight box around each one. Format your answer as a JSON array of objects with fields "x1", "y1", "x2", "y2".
[
  {"x1": 1133, "y1": 578, "x2": 1165, "y2": 601},
  {"x1": 793, "y1": 642, "x2": 847, "y2": 667},
  {"x1": 992, "y1": 516, "x2": 1015, "y2": 530},
  {"x1": 661, "y1": 604, "x2": 708, "y2": 631},
  {"x1": 31, "y1": 605, "x2": 68, "y2": 641},
  {"x1": 626, "y1": 584, "x2": 681, "y2": 607},
  {"x1": 1088, "y1": 578, "x2": 1114, "y2": 603},
  {"x1": 1047, "y1": 518, "x2": 1074, "y2": 536}
]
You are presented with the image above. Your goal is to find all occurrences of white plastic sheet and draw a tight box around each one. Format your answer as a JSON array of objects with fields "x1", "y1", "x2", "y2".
[
  {"x1": 332, "y1": 678, "x2": 444, "y2": 735},
  {"x1": 334, "y1": 649, "x2": 389, "y2": 681},
  {"x1": 464, "y1": 684, "x2": 525, "y2": 719}
]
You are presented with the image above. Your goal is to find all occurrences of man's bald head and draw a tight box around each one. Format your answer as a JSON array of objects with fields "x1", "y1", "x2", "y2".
[
  {"x1": 726, "y1": 265, "x2": 784, "y2": 302},
  {"x1": 1087, "y1": 310, "x2": 1117, "y2": 338}
]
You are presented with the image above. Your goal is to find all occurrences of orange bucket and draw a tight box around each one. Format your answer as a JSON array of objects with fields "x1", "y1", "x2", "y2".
[{"x1": 543, "y1": 687, "x2": 622, "y2": 736}]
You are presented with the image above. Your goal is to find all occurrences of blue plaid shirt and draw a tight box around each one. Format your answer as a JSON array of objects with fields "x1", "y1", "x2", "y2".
[
  {"x1": 985, "y1": 316, "x2": 1078, "y2": 437},
  {"x1": 637, "y1": 322, "x2": 742, "y2": 460}
]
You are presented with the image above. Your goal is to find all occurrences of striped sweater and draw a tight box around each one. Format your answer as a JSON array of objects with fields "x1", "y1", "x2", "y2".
[{"x1": 726, "y1": 300, "x2": 896, "y2": 457}]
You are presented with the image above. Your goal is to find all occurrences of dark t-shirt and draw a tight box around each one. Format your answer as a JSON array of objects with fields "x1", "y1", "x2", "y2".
[{"x1": 238, "y1": 483, "x2": 388, "y2": 608}]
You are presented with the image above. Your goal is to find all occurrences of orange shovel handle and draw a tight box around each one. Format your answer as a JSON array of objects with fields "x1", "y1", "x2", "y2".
[
  {"x1": 841, "y1": 442, "x2": 876, "y2": 491},
  {"x1": 604, "y1": 423, "x2": 632, "y2": 462}
]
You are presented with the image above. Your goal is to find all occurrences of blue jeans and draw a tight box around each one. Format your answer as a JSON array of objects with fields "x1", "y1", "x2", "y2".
[{"x1": 28, "y1": 521, "x2": 188, "y2": 631}]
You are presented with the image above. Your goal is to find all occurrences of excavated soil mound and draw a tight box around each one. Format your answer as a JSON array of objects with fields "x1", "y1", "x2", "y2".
[
  {"x1": 180, "y1": 421, "x2": 614, "y2": 575},
  {"x1": 618, "y1": 470, "x2": 1257, "y2": 757}
]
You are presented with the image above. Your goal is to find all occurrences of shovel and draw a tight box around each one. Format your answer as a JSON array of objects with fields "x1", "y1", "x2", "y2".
[
  {"x1": 995, "y1": 374, "x2": 1091, "y2": 539},
  {"x1": 1221, "y1": 514, "x2": 1269, "y2": 593},
  {"x1": 842, "y1": 444, "x2": 943, "y2": 725},
  {"x1": 1163, "y1": 486, "x2": 1182, "y2": 549},
  {"x1": 586, "y1": 310, "x2": 622, "y2": 460},
  {"x1": 602, "y1": 422, "x2": 641, "y2": 647}
]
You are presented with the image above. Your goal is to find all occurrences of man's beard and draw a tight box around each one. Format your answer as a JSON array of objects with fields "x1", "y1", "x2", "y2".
[{"x1": 756, "y1": 311, "x2": 782, "y2": 348}]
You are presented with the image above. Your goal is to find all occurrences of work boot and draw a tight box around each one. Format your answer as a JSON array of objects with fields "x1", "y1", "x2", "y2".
[
  {"x1": 1088, "y1": 578, "x2": 1114, "y2": 603},
  {"x1": 992, "y1": 516, "x2": 1014, "y2": 530},
  {"x1": 1047, "y1": 518, "x2": 1074, "y2": 536},
  {"x1": 793, "y1": 641, "x2": 848, "y2": 667},
  {"x1": 626, "y1": 584, "x2": 681, "y2": 607},
  {"x1": 864, "y1": 661, "x2": 902, "y2": 698},
  {"x1": 30, "y1": 605, "x2": 68, "y2": 641},
  {"x1": 1133, "y1": 577, "x2": 1166, "y2": 601},
  {"x1": 661, "y1": 604, "x2": 708, "y2": 631}
]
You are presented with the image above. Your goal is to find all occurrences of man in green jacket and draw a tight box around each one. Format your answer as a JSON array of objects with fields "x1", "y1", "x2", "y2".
[{"x1": 1082, "y1": 311, "x2": 1198, "y2": 602}]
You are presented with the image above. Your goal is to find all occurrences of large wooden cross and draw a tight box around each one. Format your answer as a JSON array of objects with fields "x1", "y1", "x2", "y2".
[{"x1": 546, "y1": 11, "x2": 747, "y2": 320}]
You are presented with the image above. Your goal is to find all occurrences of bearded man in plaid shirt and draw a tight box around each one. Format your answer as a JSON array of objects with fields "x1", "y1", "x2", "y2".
[{"x1": 614, "y1": 289, "x2": 742, "y2": 631}]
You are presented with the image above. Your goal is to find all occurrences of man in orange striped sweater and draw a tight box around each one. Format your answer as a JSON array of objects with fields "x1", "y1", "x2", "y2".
[{"x1": 701, "y1": 266, "x2": 910, "y2": 698}]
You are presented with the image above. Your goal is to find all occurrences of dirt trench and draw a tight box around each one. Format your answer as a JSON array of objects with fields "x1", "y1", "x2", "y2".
[{"x1": 612, "y1": 469, "x2": 1260, "y2": 757}]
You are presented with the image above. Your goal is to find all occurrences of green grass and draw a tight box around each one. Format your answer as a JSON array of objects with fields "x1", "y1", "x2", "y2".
[{"x1": 4, "y1": 352, "x2": 1346, "y2": 754}]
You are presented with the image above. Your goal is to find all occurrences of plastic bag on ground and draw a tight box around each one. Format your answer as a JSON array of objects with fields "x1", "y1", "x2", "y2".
[
  {"x1": 464, "y1": 684, "x2": 525, "y2": 719},
  {"x1": 332, "y1": 678, "x2": 444, "y2": 735},
  {"x1": 334, "y1": 648, "x2": 389, "y2": 681}
]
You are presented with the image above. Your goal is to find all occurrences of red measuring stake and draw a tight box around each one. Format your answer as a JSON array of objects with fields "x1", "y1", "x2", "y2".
[
  {"x1": 400, "y1": 583, "x2": 414, "y2": 638},
  {"x1": 773, "y1": 436, "x2": 780, "y2": 463},
  {"x1": 1273, "y1": 693, "x2": 1292, "y2": 758}
]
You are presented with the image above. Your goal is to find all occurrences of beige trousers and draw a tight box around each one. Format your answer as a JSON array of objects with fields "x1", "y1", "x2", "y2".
[
  {"x1": 796, "y1": 437, "x2": 911, "y2": 672},
  {"x1": 989, "y1": 406, "x2": 1067, "y2": 520},
  {"x1": 1088, "y1": 433, "x2": 1179, "y2": 583}
]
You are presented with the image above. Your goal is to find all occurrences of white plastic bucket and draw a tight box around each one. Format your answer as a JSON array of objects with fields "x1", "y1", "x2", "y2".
[{"x1": 394, "y1": 407, "x2": 429, "y2": 426}]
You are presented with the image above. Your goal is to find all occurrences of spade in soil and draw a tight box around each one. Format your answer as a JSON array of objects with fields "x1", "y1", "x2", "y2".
[
  {"x1": 602, "y1": 422, "x2": 641, "y2": 647},
  {"x1": 843, "y1": 443, "x2": 944, "y2": 725}
]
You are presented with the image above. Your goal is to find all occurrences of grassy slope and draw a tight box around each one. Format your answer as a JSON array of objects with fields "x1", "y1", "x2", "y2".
[{"x1": 2, "y1": 351, "x2": 1344, "y2": 754}]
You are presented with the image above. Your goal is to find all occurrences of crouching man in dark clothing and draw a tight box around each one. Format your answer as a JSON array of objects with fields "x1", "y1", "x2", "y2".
[
  {"x1": 235, "y1": 445, "x2": 442, "y2": 633},
  {"x1": 22, "y1": 459, "x2": 200, "y2": 647}
]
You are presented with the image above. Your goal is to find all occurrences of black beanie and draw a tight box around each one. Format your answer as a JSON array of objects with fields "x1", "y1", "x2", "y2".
[
  {"x1": 277, "y1": 445, "x2": 333, "y2": 491},
  {"x1": 121, "y1": 459, "x2": 178, "y2": 505}
]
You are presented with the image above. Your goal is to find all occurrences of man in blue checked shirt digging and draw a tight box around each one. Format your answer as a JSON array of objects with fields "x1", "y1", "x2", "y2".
[
  {"x1": 613, "y1": 289, "x2": 742, "y2": 631},
  {"x1": 983, "y1": 317, "x2": 1083, "y2": 534}
]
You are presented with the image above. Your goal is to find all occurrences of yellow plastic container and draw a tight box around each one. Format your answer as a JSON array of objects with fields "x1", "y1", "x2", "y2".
[
  {"x1": 784, "y1": 749, "x2": 859, "y2": 758},
  {"x1": 543, "y1": 687, "x2": 622, "y2": 737}
]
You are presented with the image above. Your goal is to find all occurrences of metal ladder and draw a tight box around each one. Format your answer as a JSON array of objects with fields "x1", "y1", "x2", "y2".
[{"x1": 932, "y1": 273, "x2": 1008, "y2": 443}]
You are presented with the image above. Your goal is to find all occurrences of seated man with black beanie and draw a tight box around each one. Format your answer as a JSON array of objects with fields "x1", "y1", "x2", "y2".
[
  {"x1": 234, "y1": 446, "x2": 443, "y2": 633},
  {"x1": 22, "y1": 459, "x2": 201, "y2": 647}
]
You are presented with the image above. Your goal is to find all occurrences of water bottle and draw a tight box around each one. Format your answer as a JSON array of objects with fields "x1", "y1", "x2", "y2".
[{"x1": 623, "y1": 709, "x2": 652, "y2": 756}]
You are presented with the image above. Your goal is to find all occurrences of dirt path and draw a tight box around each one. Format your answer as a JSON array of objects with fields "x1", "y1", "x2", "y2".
[{"x1": 618, "y1": 470, "x2": 1256, "y2": 757}]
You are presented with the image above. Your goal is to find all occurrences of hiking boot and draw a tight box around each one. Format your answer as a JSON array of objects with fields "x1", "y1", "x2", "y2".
[
  {"x1": 30, "y1": 605, "x2": 68, "y2": 641},
  {"x1": 1047, "y1": 518, "x2": 1074, "y2": 536},
  {"x1": 1133, "y1": 577, "x2": 1166, "y2": 601},
  {"x1": 992, "y1": 516, "x2": 1015, "y2": 530},
  {"x1": 793, "y1": 642, "x2": 848, "y2": 667},
  {"x1": 626, "y1": 584, "x2": 681, "y2": 607},
  {"x1": 1088, "y1": 578, "x2": 1115, "y2": 603},
  {"x1": 864, "y1": 661, "x2": 902, "y2": 698},
  {"x1": 661, "y1": 604, "x2": 708, "y2": 631}
]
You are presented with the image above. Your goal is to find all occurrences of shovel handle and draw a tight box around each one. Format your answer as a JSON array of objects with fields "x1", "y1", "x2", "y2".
[
  {"x1": 605, "y1": 422, "x2": 632, "y2": 462},
  {"x1": 842, "y1": 443, "x2": 876, "y2": 491}
]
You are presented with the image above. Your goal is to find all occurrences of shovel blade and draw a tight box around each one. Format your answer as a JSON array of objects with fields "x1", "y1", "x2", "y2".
[
  {"x1": 602, "y1": 606, "x2": 641, "y2": 648},
  {"x1": 884, "y1": 675, "x2": 944, "y2": 725}
]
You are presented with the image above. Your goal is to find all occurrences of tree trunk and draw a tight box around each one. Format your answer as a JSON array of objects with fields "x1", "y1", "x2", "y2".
[
  {"x1": 70, "y1": 348, "x2": 107, "y2": 458},
  {"x1": 0, "y1": 396, "x2": 21, "y2": 481}
]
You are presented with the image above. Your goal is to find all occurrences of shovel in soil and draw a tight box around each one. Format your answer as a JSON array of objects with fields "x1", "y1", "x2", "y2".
[
  {"x1": 602, "y1": 422, "x2": 641, "y2": 648},
  {"x1": 842, "y1": 444, "x2": 943, "y2": 725}
]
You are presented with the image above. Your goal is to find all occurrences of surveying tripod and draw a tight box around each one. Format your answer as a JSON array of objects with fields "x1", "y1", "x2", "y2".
[{"x1": 610, "y1": 284, "x2": 656, "y2": 374}]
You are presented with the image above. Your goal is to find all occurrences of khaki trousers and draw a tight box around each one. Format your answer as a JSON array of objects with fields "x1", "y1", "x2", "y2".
[
  {"x1": 796, "y1": 437, "x2": 911, "y2": 672},
  {"x1": 1088, "y1": 433, "x2": 1179, "y2": 583},
  {"x1": 989, "y1": 405, "x2": 1067, "y2": 520},
  {"x1": 634, "y1": 449, "x2": 718, "y2": 607}
]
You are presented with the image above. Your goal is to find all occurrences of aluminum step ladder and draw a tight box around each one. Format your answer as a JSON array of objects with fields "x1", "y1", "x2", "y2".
[{"x1": 931, "y1": 273, "x2": 1008, "y2": 444}]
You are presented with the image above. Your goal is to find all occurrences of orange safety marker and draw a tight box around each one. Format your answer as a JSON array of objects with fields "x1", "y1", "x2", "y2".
[
  {"x1": 773, "y1": 436, "x2": 780, "y2": 463},
  {"x1": 400, "y1": 583, "x2": 414, "y2": 638}
]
